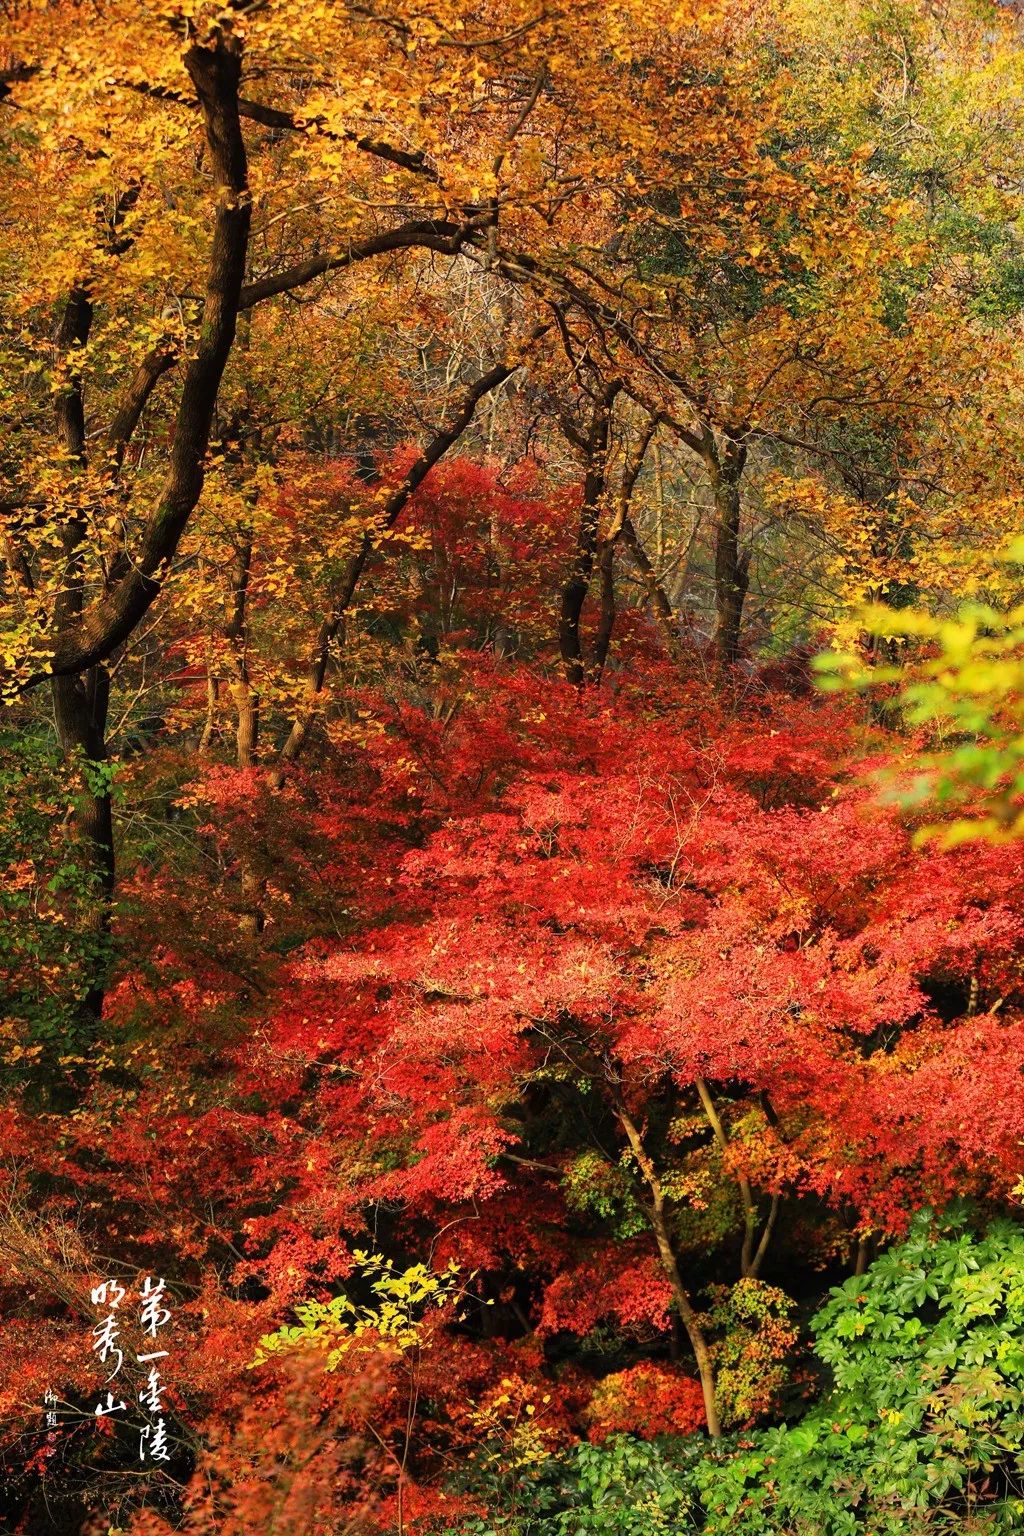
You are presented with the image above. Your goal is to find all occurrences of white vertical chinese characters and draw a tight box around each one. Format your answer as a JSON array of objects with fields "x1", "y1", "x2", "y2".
[
  {"x1": 90, "y1": 1278, "x2": 127, "y2": 1420},
  {"x1": 137, "y1": 1275, "x2": 172, "y2": 1464}
]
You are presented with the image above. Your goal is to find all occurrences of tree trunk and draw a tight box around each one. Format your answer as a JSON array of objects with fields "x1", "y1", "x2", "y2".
[
  {"x1": 710, "y1": 438, "x2": 749, "y2": 670},
  {"x1": 592, "y1": 536, "x2": 617, "y2": 680},
  {"x1": 591, "y1": 416, "x2": 656, "y2": 682},
  {"x1": 31, "y1": 26, "x2": 253, "y2": 1029},
  {"x1": 51, "y1": 286, "x2": 114, "y2": 1023},
  {"x1": 37, "y1": 26, "x2": 253, "y2": 685},
  {"x1": 225, "y1": 537, "x2": 259, "y2": 769},
  {"x1": 558, "y1": 381, "x2": 621, "y2": 687},
  {"x1": 617, "y1": 1101, "x2": 721, "y2": 1436},
  {"x1": 695, "y1": 1077, "x2": 777, "y2": 1279},
  {"x1": 224, "y1": 536, "x2": 265, "y2": 936}
]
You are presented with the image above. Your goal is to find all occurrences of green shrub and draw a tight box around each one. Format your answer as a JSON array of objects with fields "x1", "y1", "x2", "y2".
[
  {"x1": 448, "y1": 1435, "x2": 703, "y2": 1536},
  {"x1": 697, "y1": 1214, "x2": 1024, "y2": 1534},
  {"x1": 449, "y1": 1215, "x2": 1024, "y2": 1534}
]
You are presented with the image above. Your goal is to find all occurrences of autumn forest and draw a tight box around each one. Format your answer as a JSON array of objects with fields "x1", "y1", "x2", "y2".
[{"x1": 7, "y1": 0, "x2": 1024, "y2": 1531}]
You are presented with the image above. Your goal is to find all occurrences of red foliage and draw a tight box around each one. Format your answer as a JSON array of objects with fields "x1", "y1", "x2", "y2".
[
  {"x1": 8, "y1": 494, "x2": 1024, "y2": 1527},
  {"x1": 584, "y1": 1364, "x2": 706, "y2": 1442}
]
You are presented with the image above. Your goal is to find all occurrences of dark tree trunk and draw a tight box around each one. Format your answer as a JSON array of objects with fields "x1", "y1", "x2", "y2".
[
  {"x1": 592, "y1": 417, "x2": 659, "y2": 680},
  {"x1": 592, "y1": 535, "x2": 617, "y2": 680},
  {"x1": 558, "y1": 381, "x2": 621, "y2": 686},
  {"x1": 35, "y1": 27, "x2": 253, "y2": 1026},
  {"x1": 51, "y1": 285, "x2": 114, "y2": 1022},
  {"x1": 36, "y1": 27, "x2": 253, "y2": 685},
  {"x1": 224, "y1": 536, "x2": 266, "y2": 936},
  {"x1": 711, "y1": 438, "x2": 749, "y2": 670}
]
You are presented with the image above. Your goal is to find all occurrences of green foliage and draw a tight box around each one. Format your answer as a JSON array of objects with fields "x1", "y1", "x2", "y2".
[
  {"x1": 78, "y1": 753, "x2": 120, "y2": 801},
  {"x1": 563, "y1": 1152, "x2": 648, "y2": 1239},
  {"x1": 0, "y1": 731, "x2": 109, "y2": 1064},
  {"x1": 697, "y1": 1213, "x2": 1024, "y2": 1534},
  {"x1": 452, "y1": 1217, "x2": 1024, "y2": 1535},
  {"x1": 445, "y1": 1436, "x2": 703, "y2": 1536},
  {"x1": 546, "y1": 1438, "x2": 700, "y2": 1536}
]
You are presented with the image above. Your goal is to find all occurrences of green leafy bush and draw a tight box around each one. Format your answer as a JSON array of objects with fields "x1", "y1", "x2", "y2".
[
  {"x1": 0, "y1": 733, "x2": 110, "y2": 1066},
  {"x1": 698, "y1": 1214, "x2": 1024, "y2": 1534},
  {"x1": 449, "y1": 1436, "x2": 703, "y2": 1536},
  {"x1": 450, "y1": 1215, "x2": 1024, "y2": 1535}
]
